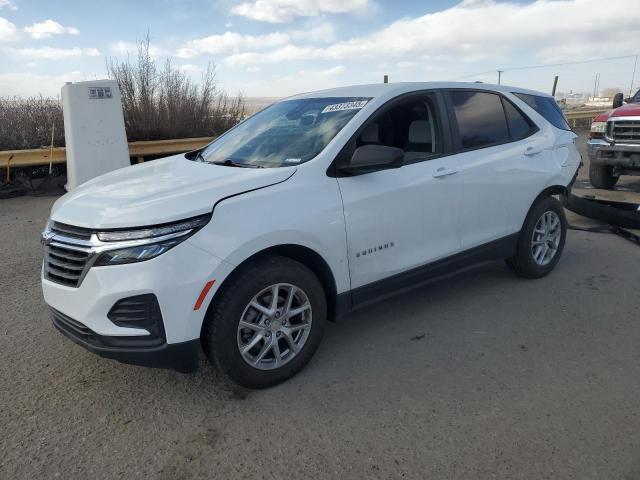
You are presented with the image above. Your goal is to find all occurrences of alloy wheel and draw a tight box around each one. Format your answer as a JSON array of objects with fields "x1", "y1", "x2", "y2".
[
  {"x1": 531, "y1": 210, "x2": 561, "y2": 266},
  {"x1": 237, "y1": 283, "x2": 313, "y2": 370}
]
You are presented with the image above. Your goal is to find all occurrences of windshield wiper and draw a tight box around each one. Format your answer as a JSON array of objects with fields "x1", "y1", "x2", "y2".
[{"x1": 211, "y1": 159, "x2": 263, "y2": 168}]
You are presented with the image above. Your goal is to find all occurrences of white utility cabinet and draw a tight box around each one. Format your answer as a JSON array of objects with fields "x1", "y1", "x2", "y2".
[{"x1": 61, "y1": 80, "x2": 130, "y2": 190}]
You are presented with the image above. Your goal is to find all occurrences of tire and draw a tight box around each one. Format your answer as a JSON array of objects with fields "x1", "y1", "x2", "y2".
[
  {"x1": 506, "y1": 196, "x2": 567, "y2": 279},
  {"x1": 589, "y1": 164, "x2": 618, "y2": 190},
  {"x1": 202, "y1": 255, "x2": 327, "y2": 389}
]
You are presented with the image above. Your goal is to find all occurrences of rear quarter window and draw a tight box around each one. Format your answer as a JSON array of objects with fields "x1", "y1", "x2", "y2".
[
  {"x1": 449, "y1": 91, "x2": 510, "y2": 149},
  {"x1": 513, "y1": 93, "x2": 571, "y2": 131},
  {"x1": 502, "y1": 98, "x2": 536, "y2": 141}
]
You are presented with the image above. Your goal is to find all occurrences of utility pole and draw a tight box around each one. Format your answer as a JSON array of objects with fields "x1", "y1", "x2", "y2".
[
  {"x1": 593, "y1": 72, "x2": 600, "y2": 99},
  {"x1": 551, "y1": 75, "x2": 559, "y2": 96},
  {"x1": 497, "y1": 70, "x2": 503, "y2": 85},
  {"x1": 630, "y1": 55, "x2": 638, "y2": 97}
]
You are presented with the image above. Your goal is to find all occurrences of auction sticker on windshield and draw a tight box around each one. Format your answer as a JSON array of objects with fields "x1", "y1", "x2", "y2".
[{"x1": 321, "y1": 100, "x2": 369, "y2": 114}]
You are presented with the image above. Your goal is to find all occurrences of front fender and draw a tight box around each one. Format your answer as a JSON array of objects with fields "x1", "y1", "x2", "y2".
[{"x1": 187, "y1": 173, "x2": 351, "y2": 296}]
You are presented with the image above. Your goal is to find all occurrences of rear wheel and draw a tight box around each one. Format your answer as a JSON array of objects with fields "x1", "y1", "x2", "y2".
[
  {"x1": 589, "y1": 164, "x2": 618, "y2": 189},
  {"x1": 506, "y1": 196, "x2": 567, "y2": 279},
  {"x1": 202, "y1": 255, "x2": 326, "y2": 389}
]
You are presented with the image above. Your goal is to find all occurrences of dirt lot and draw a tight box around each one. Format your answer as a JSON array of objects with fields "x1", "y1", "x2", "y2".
[{"x1": 1, "y1": 132, "x2": 639, "y2": 479}]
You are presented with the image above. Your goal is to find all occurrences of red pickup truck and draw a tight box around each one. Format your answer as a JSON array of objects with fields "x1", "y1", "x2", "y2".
[{"x1": 587, "y1": 89, "x2": 640, "y2": 188}]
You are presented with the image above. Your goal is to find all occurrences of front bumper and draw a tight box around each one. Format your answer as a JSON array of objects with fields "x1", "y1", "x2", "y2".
[
  {"x1": 587, "y1": 139, "x2": 640, "y2": 169},
  {"x1": 42, "y1": 238, "x2": 237, "y2": 369},
  {"x1": 52, "y1": 308, "x2": 200, "y2": 371}
]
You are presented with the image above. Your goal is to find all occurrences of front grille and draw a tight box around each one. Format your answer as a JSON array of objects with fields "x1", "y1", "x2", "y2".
[
  {"x1": 51, "y1": 221, "x2": 93, "y2": 239},
  {"x1": 610, "y1": 119, "x2": 640, "y2": 143},
  {"x1": 52, "y1": 308, "x2": 92, "y2": 337},
  {"x1": 44, "y1": 243, "x2": 92, "y2": 287}
]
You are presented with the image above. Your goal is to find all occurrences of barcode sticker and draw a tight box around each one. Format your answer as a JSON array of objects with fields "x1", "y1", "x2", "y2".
[{"x1": 321, "y1": 100, "x2": 369, "y2": 114}]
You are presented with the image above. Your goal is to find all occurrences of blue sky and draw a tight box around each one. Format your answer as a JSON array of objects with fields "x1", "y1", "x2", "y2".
[{"x1": 1, "y1": 0, "x2": 639, "y2": 98}]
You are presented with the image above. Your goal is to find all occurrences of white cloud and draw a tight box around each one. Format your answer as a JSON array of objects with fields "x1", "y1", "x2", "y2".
[
  {"x1": 5, "y1": 46, "x2": 100, "y2": 59},
  {"x1": 110, "y1": 41, "x2": 168, "y2": 58},
  {"x1": 0, "y1": 16, "x2": 16, "y2": 41},
  {"x1": 225, "y1": 0, "x2": 640, "y2": 67},
  {"x1": 177, "y1": 31, "x2": 289, "y2": 59},
  {"x1": 263, "y1": 65, "x2": 347, "y2": 96},
  {"x1": 279, "y1": 65, "x2": 345, "y2": 80},
  {"x1": 312, "y1": 65, "x2": 344, "y2": 76},
  {"x1": 0, "y1": 0, "x2": 17, "y2": 11},
  {"x1": 0, "y1": 71, "x2": 88, "y2": 97},
  {"x1": 24, "y1": 19, "x2": 79, "y2": 39},
  {"x1": 289, "y1": 21, "x2": 336, "y2": 44},
  {"x1": 224, "y1": 44, "x2": 323, "y2": 67},
  {"x1": 178, "y1": 63, "x2": 203, "y2": 75},
  {"x1": 231, "y1": 0, "x2": 368, "y2": 23}
]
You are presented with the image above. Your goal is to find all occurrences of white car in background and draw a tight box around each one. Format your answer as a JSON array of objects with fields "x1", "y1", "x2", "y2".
[{"x1": 41, "y1": 82, "x2": 580, "y2": 388}]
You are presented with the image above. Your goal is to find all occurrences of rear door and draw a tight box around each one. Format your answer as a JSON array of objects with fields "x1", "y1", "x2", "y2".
[{"x1": 444, "y1": 89, "x2": 540, "y2": 249}]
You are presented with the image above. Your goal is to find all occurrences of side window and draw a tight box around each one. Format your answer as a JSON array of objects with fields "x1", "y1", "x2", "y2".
[
  {"x1": 356, "y1": 95, "x2": 441, "y2": 164},
  {"x1": 513, "y1": 92, "x2": 571, "y2": 131},
  {"x1": 502, "y1": 98, "x2": 535, "y2": 141},
  {"x1": 449, "y1": 91, "x2": 509, "y2": 149}
]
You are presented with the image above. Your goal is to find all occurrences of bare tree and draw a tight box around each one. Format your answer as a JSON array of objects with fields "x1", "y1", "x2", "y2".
[
  {"x1": 106, "y1": 34, "x2": 245, "y2": 142},
  {"x1": 1, "y1": 33, "x2": 244, "y2": 151},
  {"x1": 0, "y1": 96, "x2": 64, "y2": 150},
  {"x1": 601, "y1": 87, "x2": 622, "y2": 99}
]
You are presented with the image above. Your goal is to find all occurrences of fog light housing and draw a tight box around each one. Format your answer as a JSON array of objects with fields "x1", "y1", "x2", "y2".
[{"x1": 107, "y1": 294, "x2": 165, "y2": 341}]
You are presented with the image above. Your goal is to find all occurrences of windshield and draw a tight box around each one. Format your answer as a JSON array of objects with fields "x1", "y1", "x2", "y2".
[{"x1": 197, "y1": 97, "x2": 371, "y2": 168}]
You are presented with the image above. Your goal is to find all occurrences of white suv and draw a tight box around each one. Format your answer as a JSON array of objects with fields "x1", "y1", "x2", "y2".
[{"x1": 42, "y1": 82, "x2": 580, "y2": 388}]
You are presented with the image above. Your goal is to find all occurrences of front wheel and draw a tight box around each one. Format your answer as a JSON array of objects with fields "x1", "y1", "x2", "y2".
[
  {"x1": 202, "y1": 255, "x2": 326, "y2": 389},
  {"x1": 506, "y1": 196, "x2": 567, "y2": 279}
]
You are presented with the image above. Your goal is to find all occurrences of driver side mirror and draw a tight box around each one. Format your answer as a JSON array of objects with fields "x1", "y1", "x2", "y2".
[{"x1": 337, "y1": 145, "x2": 404, "y2": 175}]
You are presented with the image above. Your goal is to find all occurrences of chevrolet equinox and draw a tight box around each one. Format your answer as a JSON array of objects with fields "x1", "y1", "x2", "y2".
[{"x1": 42, "y1": 82, "x2": 580, "y2": 388}]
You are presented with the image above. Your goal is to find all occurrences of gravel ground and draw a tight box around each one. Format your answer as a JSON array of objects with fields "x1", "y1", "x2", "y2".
[{"x1": 1, "y1": 133, "x2": 639, "y2": 479}]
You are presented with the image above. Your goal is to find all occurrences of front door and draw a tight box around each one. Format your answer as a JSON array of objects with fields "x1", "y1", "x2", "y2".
[{"x1": 336, "y1": 92, "x2": 462, "y2": 295}]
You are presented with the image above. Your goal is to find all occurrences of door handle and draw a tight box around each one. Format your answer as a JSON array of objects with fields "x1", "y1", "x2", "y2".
[
  {"x1": 433, "y1": 167, "x2": 459, "y2": 178},
  {"x1": 524, "y1": 146, "x2": 543, "y2": 156}
]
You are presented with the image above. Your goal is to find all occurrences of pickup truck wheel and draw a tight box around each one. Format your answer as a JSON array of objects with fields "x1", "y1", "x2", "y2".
[
  {"x1": 506, "y1": 196, "x2": 567, "y2": 279},
  {"x1": 202, "y1": 255, "x2": 326, "y2": 389},
  {"x1": 589, "y1": 164, "x2": 618, "y2": 189}
]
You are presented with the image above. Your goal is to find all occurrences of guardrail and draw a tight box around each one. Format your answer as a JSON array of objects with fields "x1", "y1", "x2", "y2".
[
  {"x1": 0, "y1": 110, "x2": 611, "y2": 171},
  {"x1": 0, "y1": 137, "x2": 214, "y2": 170},
  {"x1": 564, "y1": 108, "x2": 609, "y2": 128}
]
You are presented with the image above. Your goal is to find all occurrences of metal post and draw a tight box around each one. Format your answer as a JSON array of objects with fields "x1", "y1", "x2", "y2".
[
  {"x1": 630, "y1": 55, "x2": 638, "y2": 97},
  {"x1": 49, "y1": 122, "x2": 55, "y2": 175},
  {"x1": 551, "y1": 76, "x2": 559, "y2": 96},
  {"x1": 383, "y1": 75, "x2": 388, "y2": 84},
  {"x1": 497, "y1": 70, "x2": 503, "y2": 85}
]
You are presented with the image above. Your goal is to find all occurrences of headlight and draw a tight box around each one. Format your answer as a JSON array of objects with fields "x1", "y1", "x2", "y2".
[
  {"x1": 93, "y1": 214, "x2": 211, "y2": 266},
  {"x1": 97, "y1": 215, "x2": 210, "y2": 242},
  {"x1": 590, "y1": 121, "x2": 606, "y2": 133}
]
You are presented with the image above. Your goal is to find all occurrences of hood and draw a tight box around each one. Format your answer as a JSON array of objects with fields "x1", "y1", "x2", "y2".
[
  {"x1": 609, "y1": 103, "x2": 640, "y2": 118},
  {"x1": 51, "y1": 154, "x2": 296, "y2": 229},
  {"x1": 593, "y1": 103, "x2": 640, "y2": 122}
]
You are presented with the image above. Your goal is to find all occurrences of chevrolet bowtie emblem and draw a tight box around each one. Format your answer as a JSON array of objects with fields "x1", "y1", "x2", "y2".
[{"x1": 41, "y1": 230, "x2": 56, "y2": 246}]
